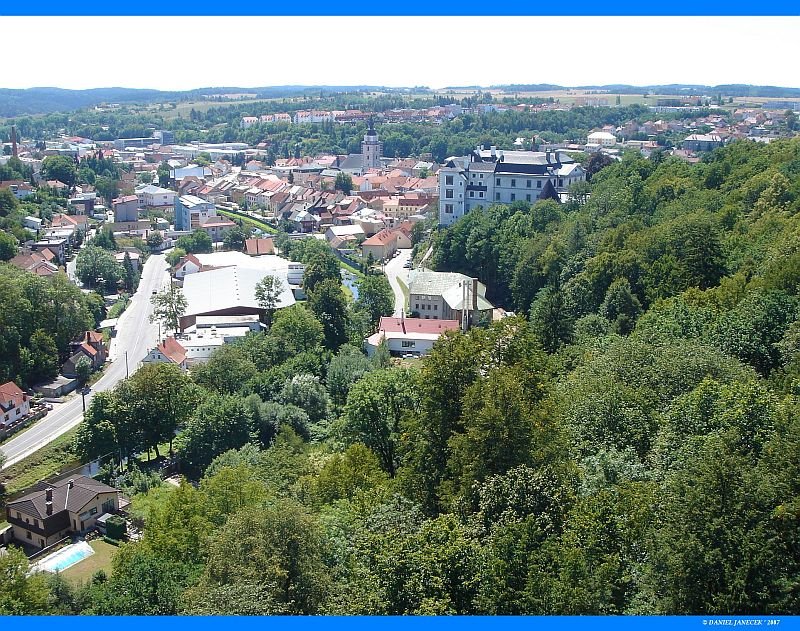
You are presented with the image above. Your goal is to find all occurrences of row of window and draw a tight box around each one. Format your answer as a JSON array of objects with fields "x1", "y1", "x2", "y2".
[{"x1": 415, "y1": 303, "x2": 438, "y2": 311}]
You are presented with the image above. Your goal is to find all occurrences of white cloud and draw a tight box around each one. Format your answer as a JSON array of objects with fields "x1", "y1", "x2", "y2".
[{"x1": 1, "y1": 16, "x2": 798, "y2": 90}]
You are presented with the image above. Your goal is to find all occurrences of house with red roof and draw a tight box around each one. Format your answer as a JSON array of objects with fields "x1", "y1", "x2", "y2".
[
  {"x1": 362, "y1": 227, "x2": 412, "y2": 261},
  {"x1": 364, "y1": 316, "x2": 460, "y2": 358},
  {"x1": 61, "y1": 331, "x2": 107, "y2": 377},
  {"x1": 173, "y1": 253, "x2": 204, "y2": 279},
  {"x1": 0, "y1": 381, "x2": 30, "y2": 429},
  {"x1": 142, "y1": 336, "x2": 188, "y2": 371}
]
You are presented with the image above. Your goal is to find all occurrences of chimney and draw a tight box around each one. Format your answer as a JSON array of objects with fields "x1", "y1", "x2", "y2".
[
  {"x1": 490, "y1": 146, "x2": 497, "y2": 158},
  {"x1": 10, "y1": 125, "x2": 18, "y2": 159},
  {"x1": 46, "y1": 501, "x2": 53, "y2": 516},
  {"x1": 68, "y1": 479, "x2": 74, "y2": 489},
  {"x1": 45, "y1": 487, "x2": 53, "y2": 502}
]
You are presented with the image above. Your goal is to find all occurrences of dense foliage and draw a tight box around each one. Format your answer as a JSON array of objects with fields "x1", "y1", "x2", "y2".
[{"x1": 4, "y1": 138, "x2": 800, "y2": 616}]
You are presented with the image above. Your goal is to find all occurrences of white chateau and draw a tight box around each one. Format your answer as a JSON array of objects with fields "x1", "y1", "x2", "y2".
[{"x1": 438, "y1": 146, "x2": 586, "y2": 226}]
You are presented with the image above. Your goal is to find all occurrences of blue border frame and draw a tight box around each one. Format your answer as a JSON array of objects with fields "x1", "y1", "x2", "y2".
[{"x1": 3, "y1": 2, "x2": 800, "y2": 14}]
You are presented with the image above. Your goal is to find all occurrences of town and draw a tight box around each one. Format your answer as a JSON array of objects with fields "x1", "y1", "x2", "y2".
[{"x1": 0, "y1": 81, "x2": 799, "y2": 616}]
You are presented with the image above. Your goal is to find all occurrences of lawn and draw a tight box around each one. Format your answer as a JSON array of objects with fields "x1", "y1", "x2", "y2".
[
  {"x1": 60, "y1": 540, "x2": 118, "y2": 585},
  {"x1": 216, "y1": 208, "x2": 277, "y2": 234},
  {"x1": 0, "y1": 427, "x2": 82, "y2": 497}
]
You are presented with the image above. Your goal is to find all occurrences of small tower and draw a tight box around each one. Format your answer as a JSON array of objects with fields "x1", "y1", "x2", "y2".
[
  {"x1": 361, "y1": 116, "x2": 383, "y2": 171},
  {"x1": 10, "y1": 125, "x2": 18, "y2": 158}
]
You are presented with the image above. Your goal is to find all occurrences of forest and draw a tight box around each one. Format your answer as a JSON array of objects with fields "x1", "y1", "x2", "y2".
[{"x1": 2, "y1": 138, "x2": 800, "y2": 616}]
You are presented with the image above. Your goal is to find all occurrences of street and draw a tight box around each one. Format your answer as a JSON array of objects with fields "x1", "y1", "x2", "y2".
[
  {"x1": 0, "y1": 254, "x2": 169, "y2": 469},
  {"x1": 383, "y1": 249, "x2": 412, "y2": 317}
]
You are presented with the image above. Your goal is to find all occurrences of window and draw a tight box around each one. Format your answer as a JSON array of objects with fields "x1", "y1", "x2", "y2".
[
  {"x1": 415, "y1": 304, "x2": 419, "y2": 310},
  {"x1": 526, "y1": 179, "x2": 532, "y2": 188},
  {"x1": 479, "y1": 192, "x2": 484, "y2": 198},
  {"x1": 469, "y1": 191, "x2": 474, "y2": 197},
  {"x1": 537, "y1": 180, "x2": 542, "y2": 188},
  {"x1": 445, "y1": 204, "x2": 453, "y2": 214},
  {"x1": 496, "y1": 178, "x2": 501, "y2": 185},
  {"x1": 402, "y1": 341, "x2": 416, "y2": 348},
  {"x1": 433, "y1": 305, "x2": 438, "y2": 311},
  {"x1": 26, "y1": 531, "x2": 31, "y2": 540},
  {"x1": 16, "y1": 512, "x2": 20, "y2": 520},
  {"x1": 559, "y1": 179, "x2": 564, "y2": 187},
  {"x1": 526, "y1": 194, "x2": 531, "y2": 202},
  {"x1": 495, "y1": 193, "x2": 500, "y2": 201},
  {"x1": 445, "y1": 175, "x2": 453, "y2": 185},
  {"x1": 89, "y1": 507, "x2": 98, "y2": 516},
  {"x1": 34, "y1": 519, "x2": 39, "y2": 528},
  {"x1": 511, "y1": 179, "x2": 516, "y2": 187},
  {"x1": 445, "y1": 189, "x2": 453, "y2": 199},
  {"x1": 510, "y1": 194, "x2": 516, "y2": 201},
  {"x1": 479, "y1": 174, "x2": 484, "y2": 179}
]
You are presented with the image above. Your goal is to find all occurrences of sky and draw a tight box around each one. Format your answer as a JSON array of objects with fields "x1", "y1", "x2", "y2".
[{"x1": 3, "y1": 16, "x2": 800, "y2": 91}]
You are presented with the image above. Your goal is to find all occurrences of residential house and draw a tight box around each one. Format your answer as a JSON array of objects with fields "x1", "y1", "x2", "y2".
[
  {"x1": 173, "y1": 253, "x2": 204, "y2": 279},
  {"x1": 137, "y1": 184, "x2": 176, "y2": 208},
  {"x1": 114, "y1": 251, "x2": 141, "y2": 272},
  {"x1": 113, "y1": 195, "x2": 140, "y2": 223},
  {"x1": 9, "y1": 250, "x2": 58, "y2": 276},
  {"x1": 31, "y1": 239, "x2": 67, "y2": 264},
  {"x1": 365, "y1": 316, "x2": 461, "y2": 357},
  {"x1": 586, "y1": 131, "x2": 617, "y2": 147},
  {"x1": 362, "y1": 227, "x2": 412, "y2": 261},
  {"x1": 683, "y1": 134, "x2": 724, "y2": 152},
  {"x1": 199, "y1": 215, "x2": 236, "y2": 243},
  {"x1": 0, "y1": 381, "x2": 30, "y2": 429},
  {"x1": 62, "y1": 331, "x2": 106, "y2": 377},
  {"x1": 174, "y1": 195, "x2": 217, "y2": 231},
  {"x1": 5, "y1": 476, "x2": 122, "y2": 550},
  {"x1": 51, "y1": 213, "x2": 89, "y2": 234},
  {"x1": 141, "y1": 336, "x2": 188, "y2": 371}
]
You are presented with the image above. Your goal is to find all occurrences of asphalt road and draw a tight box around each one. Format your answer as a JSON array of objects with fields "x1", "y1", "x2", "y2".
[
  {"x1": 0, "y1": 254, "x2": 169, "y2": 469},
  {"x1": 383, "y1": 249, "x2": 412, "y2": 317}
]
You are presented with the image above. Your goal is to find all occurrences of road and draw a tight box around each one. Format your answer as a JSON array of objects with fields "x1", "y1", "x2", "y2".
[
  {"x1": 1, "y1": 254, "x2": 169, "y2": 469},
  {"x1": 383, "y1": 249, "x2": 412, "y2": 316}
]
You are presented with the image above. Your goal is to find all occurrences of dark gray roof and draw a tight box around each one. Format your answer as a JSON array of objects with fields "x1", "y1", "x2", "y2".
[
  {"x1": 7, "y1": 475, "x2": 118, "y2": 520},
  {"x1": 338, "y1": 154, "x2": 364, "y2": 170}
]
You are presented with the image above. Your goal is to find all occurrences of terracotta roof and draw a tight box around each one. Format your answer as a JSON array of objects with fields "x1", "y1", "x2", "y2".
[
  {"x1": 245, "y1": 238, "x2": 275, "y2": 256},
  {"x1": 158, "y1": 336, "x2": 187, "y2": 365},
  {"x1": 0, "y1": 381, "x2": 26, "y2": 411},
  {"x1": 86, "y1": 330, "x2": 104, "y2": 344},
  {"x1": 363, "y1": 227, "x2": 403, "y2": 246},
  {"x1": 378, "y1": 317, "x2": 460, "y2": 335},
  {"x1": 78, "y1": 342, "x2": 97, "y2": 357}
]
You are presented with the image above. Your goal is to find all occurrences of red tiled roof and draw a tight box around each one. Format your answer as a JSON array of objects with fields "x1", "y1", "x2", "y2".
[
  {"x1": 158, "y1": 336, "x2": 186, "y2": 366},
  {"x1": 79, "y1": 342, "x2": 97, "y2": 357},
  {"x1": 245, "y1": 238, "x2": 275, "y2": 256},
  {"x1": 363, "y1": 228, "x2": 402, "y2": 246},
  {"x1": 0, "y1": 381, "x2": 26, "y2": 409},
  {"x1": 379, "y1": 317, "x2": 460, "y2": 335}
]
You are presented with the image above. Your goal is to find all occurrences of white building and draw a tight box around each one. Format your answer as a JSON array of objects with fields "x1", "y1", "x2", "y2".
[
  {"x1": 361, "y1": 119, "x2": 383, "y2": 171},
  {"x1": 438, "y1": 147, "x2": 586, "y2": 226},
  {"x1": 137, "y1": 184, "x2": 176, "y2": 208},
  {"x1": 0, "y1": 381, "x2": 30, "y2": 429},
  {"x1": 365, "y1": 316, "x2": 461, "y2": 358},
  {"x1": 587, "y1": 131, "x2": 617, "y2": 147}
]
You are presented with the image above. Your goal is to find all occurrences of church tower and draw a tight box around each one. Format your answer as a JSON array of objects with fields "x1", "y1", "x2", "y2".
[{"x1": 361, "y1": 116, "x2": 383, "y2": 170}]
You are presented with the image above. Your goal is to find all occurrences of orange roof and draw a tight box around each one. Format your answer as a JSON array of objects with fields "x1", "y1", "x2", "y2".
[
  {"x1": 79, "y1": 342, "x2": 97, "y2": 357},
  {"x1": 363, "y1": 227, "x2": 403, "y2": 246},
  {"x1": 0, "y1": 381, "x2": 26, "y2": 409},
  {"x1": 245, "y1": 238, "x2": 275, "y2": 256},
  {"x1": 379, "y1": 317, "x2": 460, "y2": 335},
  {"x1": 158, "y1": 337, "x2": 186, "y2": 366}
]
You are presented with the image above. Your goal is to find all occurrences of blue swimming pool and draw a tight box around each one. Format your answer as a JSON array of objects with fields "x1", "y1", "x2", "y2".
[{"x1": 34, "y1": 541, "x2": 95, "y2": 573}]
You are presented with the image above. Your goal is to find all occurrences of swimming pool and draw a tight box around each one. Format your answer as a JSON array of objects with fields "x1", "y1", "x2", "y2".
[{"x1": 33, "y1": 541, "x2": 95, "y2": 573}]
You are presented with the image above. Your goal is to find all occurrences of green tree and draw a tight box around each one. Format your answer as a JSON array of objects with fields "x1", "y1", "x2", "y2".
[
  {"x1": 303, "y1": 249, "x2": 341, "y2": 293},
  {"x1": 223, "y1": 225, "x2": 247, "y2": 251},
  {"x1": 149, "y1": 283, "x2": 187, "y2": 334},
  {"x1": 0, "y1": 188, "x2": 20, "y2": 216},
  {"x1": 355, "y1": 274, "x2": 394, "y2": 326},
  {"x1": 254, "y1": 274, "x2": 285, "y2": 328},
  {"x1": 0, "y1": 546, "x2": 52, "y2": 614},
  {"x1": 0, "y1": 231, "x2": 18, "y2": 261},
  {"x1": 146, "y1": 231, "x2": 164, "y2": 252},
  {"x1": 335, "y1": 171, "x2": 353, "y2": 194},
  {"x1": 339, "y1": 367, "x2": 418, "y2": 476},
  {"x1": 308, "y1": 278, "x2": 349, "y2": 351},
  {"x1": 41, "y1": 155, "x2": 77, "y2": 189},
  {"x1": 75, "y1": 245, "x2": 124, "y2": 292}
]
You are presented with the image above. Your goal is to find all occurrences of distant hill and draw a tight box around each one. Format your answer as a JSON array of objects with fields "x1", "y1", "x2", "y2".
[
  {"x1": 0, "y1": 85, "x2": 411, "y2": 118},
  {"x1": 493, "y1": 83, "x2": 800, "y2": 98}
]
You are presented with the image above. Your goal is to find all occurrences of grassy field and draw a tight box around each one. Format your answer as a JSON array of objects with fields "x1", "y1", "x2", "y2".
[
  {"x1": 396, "y1": 277, "x2": 410, "y2": 312},
  {"x1": 60, "y1": 540, "x2": 118, "y2": 585},
  {"x1": 216, "y1": 209, "x2": 278, "y2": 235},
  {"x1": 0, "y1": 427, "x2": 82, "y2": 497}
]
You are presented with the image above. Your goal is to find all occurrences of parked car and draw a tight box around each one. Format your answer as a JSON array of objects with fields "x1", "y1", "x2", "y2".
[{"x1": 403, "y1": 260, "x2": 412, "y2": 268}]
